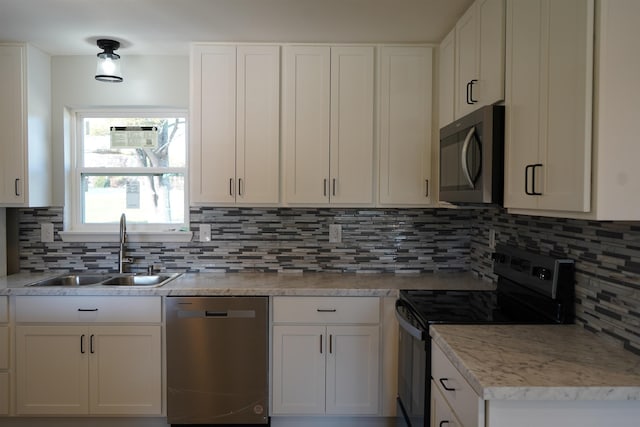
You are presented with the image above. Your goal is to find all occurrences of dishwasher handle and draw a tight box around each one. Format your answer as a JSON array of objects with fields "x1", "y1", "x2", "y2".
[{"x1": 178, "y1": 309, "x2": 256, "y2": 319}]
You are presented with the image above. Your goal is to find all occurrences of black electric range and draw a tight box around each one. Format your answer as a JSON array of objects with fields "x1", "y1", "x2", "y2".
[{"x1": 395, "y1": 244, "x2": 575, "y2": 427}]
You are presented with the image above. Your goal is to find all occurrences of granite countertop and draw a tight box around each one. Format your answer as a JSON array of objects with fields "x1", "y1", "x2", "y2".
[
  {"x1": 0, "y1": 271, "x2": 495, "y2": 296},
  {"x1": 430, "y1": 324, "x2": 640, "y2": 401}
]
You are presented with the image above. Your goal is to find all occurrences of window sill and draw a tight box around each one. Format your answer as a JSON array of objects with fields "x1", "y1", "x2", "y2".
[{"x1": 59, "y1": 231, "x2": 193, "y2": 243}]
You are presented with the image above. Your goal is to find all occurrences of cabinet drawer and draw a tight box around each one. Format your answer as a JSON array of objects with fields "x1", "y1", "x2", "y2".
[
  {"x1": 432, "y1": 342, "x2": 482, "y2": 427},
  {"x1": 431, "y1": 380, "x2": 462, "y2": 427},
  {"x1": 15, "y1": 296, "x2": 161, "y2": 323},
  {"x1": 0, "y1": 326, "x2": 7, "y2": 370},
  {"x1": 273, "y1": 297, "x2": 379, "y2": 324},
  {"x1": 0, "y1": 372, "x2": 7, "y2": 415},
  {"x1": 0, "y1": 296, "x2": 7, "y2": 323}
]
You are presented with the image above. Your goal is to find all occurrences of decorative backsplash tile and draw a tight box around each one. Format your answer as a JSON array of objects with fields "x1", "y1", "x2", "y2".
[
  {"x1": 470, "y1": 208, "x2": 640, "y2": 355},
  {"x1": 15, "y1": 207, "x2": 473, "y2": 274}
]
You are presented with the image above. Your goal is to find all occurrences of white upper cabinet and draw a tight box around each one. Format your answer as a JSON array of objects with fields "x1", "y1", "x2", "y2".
[
  {"x1": 505, "y1": 0, "x2": 640, "y2": 220},
  {"x1": 0, "y1": 43, "x2": 51, "y2": 207},
  {"x1": 504, "y1": 0, "x2": 594, "y2": 212},
  {"x1": 283, "y1": 46, "x2": 374, "y2": 205},
  {"x1": 591, "y1": 0, "x2": 640, "y2": 220},
  {"x1": 190, "y1": 44, "x2": 280, "y2": 205},
  {"x1": 378, "y1": 46, "x2": 433, "y2": 206},
  {"x1": 438, "y1": 29, "x2": 456, "y2": 128},
  {"x1": 454, "y1": 0, "x2": 505, "y2": 119},
  {"x1": 329, "y1": 47, "x2": 375, "y2": 205}
]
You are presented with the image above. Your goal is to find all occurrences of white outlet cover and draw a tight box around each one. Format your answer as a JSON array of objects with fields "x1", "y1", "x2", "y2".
[
  {"x1": 199, "y1": 224, "x2": 212, "y2": 242},
  {"x1": 329, "y1": 224, "x2": 342, "y2": 243},
  {"x1": 41, "y1": 223, "x2": 54, "y2": 243},
  {"x1": 489, "y1": 229, "x2": 496, "y2": 249}
]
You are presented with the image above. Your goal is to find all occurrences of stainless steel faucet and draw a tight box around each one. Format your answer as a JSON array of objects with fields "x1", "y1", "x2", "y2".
[{"x1": 118, "y1": 213, "x2": 133, "y2": 273}]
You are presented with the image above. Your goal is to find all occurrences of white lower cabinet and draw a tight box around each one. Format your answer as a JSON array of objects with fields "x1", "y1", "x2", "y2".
[
  {"x1": 431, "y1": 381, "x2": 462, "y2": 427},
  {"x1": 0, "y1": 296, "x2": 8, "y2": 415},
  {"x1": 14, "y1": 296, "x2": 162, "y2": 416},
  {"x1": 432, "y1": 341, "x2": 640, "y2": 427},
  {"x1": 431, "y1": 343, "x2": 483, "y2": 427},
  {"x1": 272, "y1": 297, "x2": 380, "y2": 416}
]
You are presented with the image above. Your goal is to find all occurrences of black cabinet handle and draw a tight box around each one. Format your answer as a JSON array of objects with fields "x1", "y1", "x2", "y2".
[
  {"x1": 323, "y1": 179, "x2": 328, "y2": 197},
  {"x1": 332, "y1": 178, "x2": 336, "y2": 196},
  {"x1": 531, "y1": 164, "x2": 543, "y2": 195},
  {"x1": 78, "y1": 308, "x2": 98, "y2": 312},
  {"x1": 525, "y1": 165, "x2": 534, "y2": 195},
  {"x1": 238, "y1": 178, "x2": 242, "y2": 197},
  {"x1": 90, "y1": 334, "x2": 95, "y2": 354},
  {"x1": 229, "y1": 178, "x2": 234, "y2": 196},
  {"x1": 466, "y1": 81, "x2": 472, "y2": 104},
  {"x1": 319, "y1": 335, "x2": 323, "y2": 354},
  {"x1": 425, "y1": 179, "x2": 429, "y2": 197},
  {"x1": 469, "y1": 79, "x2": 478, "y2": 103},
  {"x1": 80, "y1": 334, "x2": 85, "y2": 354},
  {"x1": 439, "y1": 421, "x2": 450, "y2": 427},
  {"x1": 329, "y1": 334, "x2": 333, "y2": 354},
  {"x1": 525, "y1": 164, "x2": 543, "y2": 196},
  {"x1": 15, "y1": 178, "x2": 20, "y2": 196},
  {"x1": 439, "y1": 378, "x2": 456, "y2": 391},
  {"x1": 317, "y1": 309, "x2": 337, "y2": 313}
]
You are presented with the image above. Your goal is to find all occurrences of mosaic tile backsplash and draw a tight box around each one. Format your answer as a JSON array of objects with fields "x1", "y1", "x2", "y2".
[
  {"x1": 13, "y1": 206, "x2": 640, "y2": 354},
  {"x1": 470, "y1": 209, "x2": 640, "y2": 355},
  {"x1": 15, "y1": 207, "x2": 472, "y2": 274}
]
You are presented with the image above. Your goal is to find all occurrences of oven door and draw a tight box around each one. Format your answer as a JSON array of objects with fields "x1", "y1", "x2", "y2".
[{"x1": 395, "y1": 299, "x2": 429, "y2": 427}]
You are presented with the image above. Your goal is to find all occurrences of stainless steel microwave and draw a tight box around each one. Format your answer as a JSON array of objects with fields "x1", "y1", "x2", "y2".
[{"x1": 439, "y1": 105, "x2": 504, "y2": 204}]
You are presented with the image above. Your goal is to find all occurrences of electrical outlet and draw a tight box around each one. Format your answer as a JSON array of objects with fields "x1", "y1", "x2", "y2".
[
  {"x1": 199, "y1": 224, "x2": 211, "y2": 242},
  {"x1": 41, "y1": 223, "x2": 54, "y2": 243},
  {"x1": 329, "y1": 224, "x2": 342, "y2": 243},
  {"x1": 489, "y1": 229, "x2": 496, "y2": 250}
]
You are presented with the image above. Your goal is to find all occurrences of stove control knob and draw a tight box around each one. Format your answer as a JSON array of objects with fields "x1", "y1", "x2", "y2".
[
  {"x1": 492, "y1": 253, "x2": 506, "y2": 263},
  {"x1": 536, "y1": 267, "x2": 551, "y2": 280}
]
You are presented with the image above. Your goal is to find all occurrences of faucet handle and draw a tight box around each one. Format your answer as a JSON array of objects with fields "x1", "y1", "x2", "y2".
[{"x1": 147, "y1": 264, "x2": 161, "y2": 275}]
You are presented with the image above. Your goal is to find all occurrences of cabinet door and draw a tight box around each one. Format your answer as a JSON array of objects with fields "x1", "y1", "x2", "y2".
[
  {"x1": 16, "y1": 325, "x2": 89, "y2": 415},
  {"x1": 329, "y1": 46, "x2": 374, "y2": 205},
  {"x1": 283, "y1": 46, "x2": 331, "y2": 204},
  {"x1": 325, "y1": 325, "x2": 379, "y2": 415},
  {"x1": 455, "y1": 5, "x2": 479, "y2": 118},
  {"x1": 378, "y1": 46, "x2": 433, "y2": 205},
  {"x1": 504, "y1": 0, "x2": 543, "y2": 209},
  {"x1": 89, "y1": 326, "x2": 161, "y2": 415},
  {"x1": 431, "y1": 380, "x2": 462, "y2": 427},
  {"x1": 0, "y1": 372, "x2": 7, "y2": 415},
  {"x1": 236, "y1": 45, "x2": 280, "y2": 204},
  {"x1": 190, "y1": 45, "x2": 237, "y2": 203},
  {"x1": 477, "y1": 0, "x2": 506, "y2": 106},
  {"x1": 439, "y1": 29, "x2": 456, "y2": 128},
  {"x1": 272, "y1": 325, "x2": 326, "y2": 414},
  {"x1": 504, "y1": 0, "x2": 593, "y2": 212},
  {"x1": 537, "y1": 0, "x2": 593, "y2": 212},
  {"x1": 0, "y1": 45, "x2": 25, "y2": 204}
]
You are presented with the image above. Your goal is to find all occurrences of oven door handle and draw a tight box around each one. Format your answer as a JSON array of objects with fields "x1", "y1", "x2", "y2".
[{"x1": 395, "y1": 299, "x2": 426, "y2": 341}]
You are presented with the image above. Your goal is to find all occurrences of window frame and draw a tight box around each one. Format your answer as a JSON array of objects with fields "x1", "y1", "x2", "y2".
[{"x1": 69, "y1": 108, "x2": 189, "y2": 234}]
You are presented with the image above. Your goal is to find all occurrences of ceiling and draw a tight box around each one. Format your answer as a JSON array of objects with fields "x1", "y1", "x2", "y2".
[{"x1": 0, "y1": 0, "x2": 473, "y2": 56}]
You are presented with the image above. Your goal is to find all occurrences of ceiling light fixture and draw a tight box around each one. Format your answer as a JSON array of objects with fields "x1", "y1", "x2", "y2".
[{"x1": 95, "y1": 39, "x2": 123, "y2": 83}]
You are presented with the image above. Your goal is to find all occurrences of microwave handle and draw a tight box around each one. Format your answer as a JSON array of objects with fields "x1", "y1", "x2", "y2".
[{"x1": 461, "y1": 127, "x2": 476, "y2": 189}]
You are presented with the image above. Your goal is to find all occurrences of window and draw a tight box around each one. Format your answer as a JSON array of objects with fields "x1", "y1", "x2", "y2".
[{"x1": 70, "y1": 111, "x2": 188, "y2": 234}]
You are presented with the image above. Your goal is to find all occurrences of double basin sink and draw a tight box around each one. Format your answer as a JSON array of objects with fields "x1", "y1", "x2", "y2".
[{"x1": 27, "y1": 272, "x2": 181, "y2": 288}]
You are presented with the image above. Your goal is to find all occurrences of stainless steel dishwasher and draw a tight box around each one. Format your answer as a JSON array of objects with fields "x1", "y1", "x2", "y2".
[{"x1": 166, "y1": 296, "x2": 269, "y2": 425}]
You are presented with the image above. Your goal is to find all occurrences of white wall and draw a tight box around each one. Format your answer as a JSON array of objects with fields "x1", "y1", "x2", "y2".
[{"x1": 50, "y1": 55, "x2": 189, "y2": 205}]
